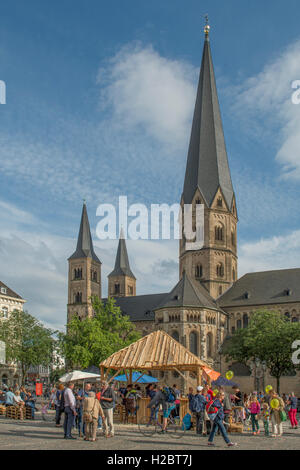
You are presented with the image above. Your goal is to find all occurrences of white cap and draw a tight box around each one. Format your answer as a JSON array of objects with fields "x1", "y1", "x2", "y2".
[{"x1": 197, "y1": 386, "x2": 203, "y2": 392}]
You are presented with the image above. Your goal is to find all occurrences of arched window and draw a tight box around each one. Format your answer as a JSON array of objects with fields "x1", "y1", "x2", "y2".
[
  {"x1": 237, "y1": 319, "x2": 242, "y2": 329},
  {"x1": 2, "y1": 307, "x2": 8, "y2": 318},
  {"x1": 195, "y1": 264, "x2": 203, "y2": 278},
  {"x1": 243, "y1": 314, "x2": 248, "y2": 328},
  {"x1": 114, "y1": 283, "x2": 120, "y2": 294},
  {"x1": 215, "y1": 225, "x2": 224, "y2": 241},
  {"x1": 74, "y1": 292, "x2": 82, "y2": 303},
  {"x1": 217, "y1": 198, "x2": 223, "y2": 207},
  {"x1": 292, "y1": 316, "x2": 299, "y2": 322},
  {"x1": 171, "y1": 331, "x2": 179, "y2": 342},
  {"x1": 232, "y1": 268, "x2": 236, "y2": 281},
  {"x1": 219, "y1": 286, "x2": 223, "y2": 295},
  {"x1": 207, "y1": 333, "x2": 213, "y2": 358},
  {"x1": 189, "y1": 332, "x2": 198, "y2": 356},
  {"x1": 216, "y1": 263, "x2": 224, "y2": 277}
]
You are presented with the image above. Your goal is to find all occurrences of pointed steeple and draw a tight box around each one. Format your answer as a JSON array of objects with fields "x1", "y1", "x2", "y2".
[
  {"x1": 69, "y1": 202, "x2": 101, "y2": 263},
  {"x1": 182, "y1": 22, "x2": 234, "y2": 209},
  {"x1": 108, "y1": 228, "x2": 136, "y2": 279}
]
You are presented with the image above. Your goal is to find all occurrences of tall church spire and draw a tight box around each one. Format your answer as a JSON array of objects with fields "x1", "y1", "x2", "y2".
[
  {"x1": 69, "y1": 202, "x2": 101, "y2": 263},
  {"x1": 108, "y1": 229, "x2": 136, "y2": 297},
  {"x1": 180, "y1": 22, "x2": 238, "y2": 300},
  {"x1": 67, "y1": 202, "x2": 101, "y2": 322},
  {"x1": 182, "y1": 22, "x2": 234, "y2": 209}
]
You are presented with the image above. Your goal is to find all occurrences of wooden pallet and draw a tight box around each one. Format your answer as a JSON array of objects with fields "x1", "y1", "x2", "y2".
[
  {"x1": 5, "y1": 406, "x2": 24, "y2": 420},
  {"x1": 0, "y1": 405, "x2": 6, "y2": 416}
]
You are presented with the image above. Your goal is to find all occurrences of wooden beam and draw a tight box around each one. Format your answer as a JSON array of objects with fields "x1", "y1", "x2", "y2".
[
  {"x1": 107, "y1": 368, "x2": 123, "y2": 385},
  {"x1": 100, "y1": 366, "x2": 105, "y2": 381}
]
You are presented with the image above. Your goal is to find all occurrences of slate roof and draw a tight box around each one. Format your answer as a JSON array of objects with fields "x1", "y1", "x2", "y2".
[
  {"x1": 69, "y1": 203, "x2": 101, "y2": 264},
  {"x1": 219, "y1": 268, "x2": 300, "y2": 308},
  {"x1": 106, "y1": 293, "x2": 168, "y2": 322},
  {"x1": 108, "y1": 229, "x2": 136, "y2": 279},
  {"x1": 182, "y1": 34, "x2": 235, "y2": 209},
  {"x1": 0, "y1": 281, "x2": 23, "y2": 300},
  {"x1": 155, "y1": 271, "x2": 220, "y2": 312}
]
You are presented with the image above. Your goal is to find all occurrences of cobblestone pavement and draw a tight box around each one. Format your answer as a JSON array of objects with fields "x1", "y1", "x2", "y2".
[{"x1": 0, "y1": 414, "x2": 299, "y2": 450}]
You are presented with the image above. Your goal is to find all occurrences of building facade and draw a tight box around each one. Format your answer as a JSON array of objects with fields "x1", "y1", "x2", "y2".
[
  {"x1": 0, "y1": 281, "x2": 26, "y2": 387},
  {"x1": 67, "y1": 26, "x2": 300, "y2": 395}
]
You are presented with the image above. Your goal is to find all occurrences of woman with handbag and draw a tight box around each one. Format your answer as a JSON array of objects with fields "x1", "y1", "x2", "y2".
[{"x1": 83, "y1": 391, "x2": 105, "y2": 442}]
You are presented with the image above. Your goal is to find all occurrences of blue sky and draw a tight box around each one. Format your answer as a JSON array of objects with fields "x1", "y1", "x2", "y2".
[{"x1": 1, "y1": 0, "x2": 300, "y2": 330}]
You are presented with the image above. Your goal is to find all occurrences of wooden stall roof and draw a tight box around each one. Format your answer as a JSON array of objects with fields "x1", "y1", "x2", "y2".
[{"x1": 100, "y1": 330, "x2": 212, "y2": 372}]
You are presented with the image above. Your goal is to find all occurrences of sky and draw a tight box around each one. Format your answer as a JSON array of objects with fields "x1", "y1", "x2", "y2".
[{"x1": 1, "y1": 0, "x2": 300, "y2": 331}]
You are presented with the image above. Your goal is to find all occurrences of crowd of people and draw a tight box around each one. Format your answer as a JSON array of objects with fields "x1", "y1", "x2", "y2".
[
  {"x1": 0, "y1": 385, "x2": 37, "y2": 419},
  {"x1": 1, "y1": 380, "x2": 299, "y2": 447},
  {"x1": 185, "y1": 385, "x2": 298, "y2": 446}
]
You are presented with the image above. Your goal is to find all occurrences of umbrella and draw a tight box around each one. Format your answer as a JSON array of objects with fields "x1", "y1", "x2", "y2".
[
  {"x1": 212, "y1": 376, "x2": 238, "y2": 387},
  {"x1": 112, "y1": 372, "x2": 158, "y2": 384},
  {"x1": 59, "y1": 370, "x2": 101, "y2": 383}
]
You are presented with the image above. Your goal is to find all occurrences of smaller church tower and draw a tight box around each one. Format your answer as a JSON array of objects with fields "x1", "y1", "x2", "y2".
[
  {"x1": 67, "y1": 202, "x2": 101, "y2": 322},
  {"x1": 108, "y1": 229, "x2": 136, "y2": 297}
]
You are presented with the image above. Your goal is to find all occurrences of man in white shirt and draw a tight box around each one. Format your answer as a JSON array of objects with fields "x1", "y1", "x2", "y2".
[{"x1": 63, "y1": 382, "x2": 77, "y2": 440}]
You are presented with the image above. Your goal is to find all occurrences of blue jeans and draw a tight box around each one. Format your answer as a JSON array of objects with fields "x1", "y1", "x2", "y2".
[
  {"x1": 75, "y1": 407, "x2": 85, "y2": 435},
  {"x1": 208, "y1": 416, "x2": 231, "y2": 444},
  {"x1": 64, "y1": 406, "x2": 74, "y2": 438},
  {"x1": 26, "y1": 402, "x2": 35, "y2": 419}
]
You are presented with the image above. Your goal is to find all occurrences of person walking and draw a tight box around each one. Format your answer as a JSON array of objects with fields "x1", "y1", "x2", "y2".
[
  {"x1": 207, "y1": 391, "x2": 237, "y2": 447},
  {"x1": 249, "y1": 394, "x2": 261, "y2": 435},
  {"x1": 287, "y1": 392, "x2": 298, "y2": 429},
  {"x1": 83, "y1": 391, "x2": 105, "y2": 442},
  {"x1": 63, "y1": 382, "x2": 77, "y2": 440},
  {"x1": 100, "y1": 381, "x2": 115, "y2": 438}
]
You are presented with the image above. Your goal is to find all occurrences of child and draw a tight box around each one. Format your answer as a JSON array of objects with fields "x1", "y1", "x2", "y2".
[
  {"x1": 249, "y1": 394, "x2": 261, "y2": 435},
  {"x1": 260, "y1": 402, "x2": 270, "y2": 436}
]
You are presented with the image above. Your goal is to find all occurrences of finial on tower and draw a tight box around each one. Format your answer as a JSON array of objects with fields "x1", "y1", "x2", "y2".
[{"x1": 204, "y1": 14, "x2": 210, "y2": 38}]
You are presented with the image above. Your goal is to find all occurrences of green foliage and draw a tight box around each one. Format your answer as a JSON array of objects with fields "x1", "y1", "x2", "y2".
[
  {"x1": 59, "y1": 297, "x2": 141, "y2": 369},
  {"x1": 223, "y1": 310, "x2": 300, "y2": 392},
  {"x1": 0, "y1": 309, "x2": 56, "y2": 383}
]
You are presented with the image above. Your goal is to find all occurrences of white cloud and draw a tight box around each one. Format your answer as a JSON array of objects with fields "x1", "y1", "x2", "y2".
[
  {"x1": 98, "y1": 44, "x2": 196, "y2": 150},
  {"x1": 239, "y1": 230, "x2": 300, "y2": 275},
  {"x1": 232, "y1": 39, "x2": 300, "y2": 180}
]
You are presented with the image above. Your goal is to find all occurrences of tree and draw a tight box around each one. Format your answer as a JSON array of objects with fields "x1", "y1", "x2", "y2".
[
  {"x1": 0, "y1": 309, "x2": 56, "y2": 384},
  {"x1": 58, "y1": 296, "x2": 141, "y2": 369},
  {"x1": 223, "y1": 310, "x2": 300, "y2": 394}
]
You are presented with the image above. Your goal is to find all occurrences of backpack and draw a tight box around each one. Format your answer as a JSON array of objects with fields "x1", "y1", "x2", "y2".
[
  {"x1": 162, "y1": 387, "x2": 176, "y2": 403},
  {"x1": 190, "y1": 395, "x2": 203, "y2": 413},
  {"x1": 83, "y1": 399, "x2": 96, "y2": 423}
]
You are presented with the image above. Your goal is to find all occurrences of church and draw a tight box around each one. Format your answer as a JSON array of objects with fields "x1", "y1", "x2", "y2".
[{"x1": 67, "y1": 25, "x2": 300, "y2": 395}]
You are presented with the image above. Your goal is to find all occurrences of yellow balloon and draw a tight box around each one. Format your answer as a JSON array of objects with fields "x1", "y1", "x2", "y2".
[
  {"x1": 213, "y1": 389, "x2": 219, "y2": 397},
  {"x1": 265, "y1": 385, "x2": 273, "y2": 394},
  {"x1": 270, "y1": 399, "x2": 279, "y2": 409},
  {"x1": 225, "y1": 370, "x2": 234, "y2": 380}
]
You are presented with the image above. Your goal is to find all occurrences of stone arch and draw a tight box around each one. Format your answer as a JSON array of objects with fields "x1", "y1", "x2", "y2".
[
  {"x1": 215, "y1": 223, "x2": 224, "y2": 241},
  {"x1": 171, "y1": 330, "x2": 179, "y2": 342},
  {"x1": 216, "y1": 263, "x2": 224, "y2": 278}
]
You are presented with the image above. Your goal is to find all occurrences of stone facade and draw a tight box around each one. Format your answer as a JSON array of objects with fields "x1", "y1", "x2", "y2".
[
  {"x1": 67, "y1": 256, "x2": 101, "y2": 322},
  {"x1": 108, "y1": 274, "x2": 136, "y2": 298},
  {"x1": 179, "y1": 189, "x2": 238, "y2": 300}
]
